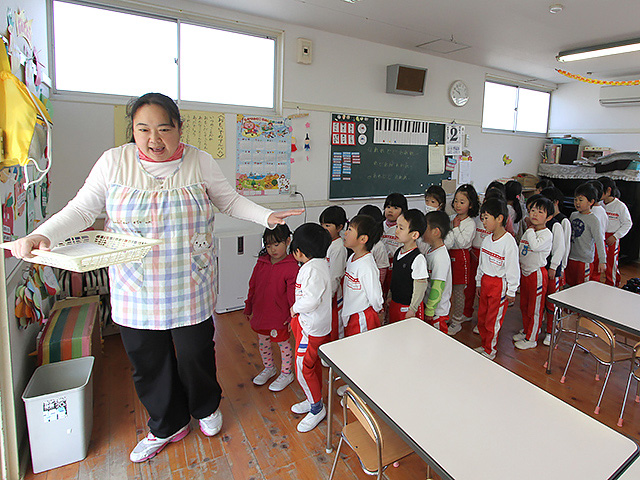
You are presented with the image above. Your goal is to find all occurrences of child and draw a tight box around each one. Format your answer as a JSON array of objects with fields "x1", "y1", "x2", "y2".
[
  {"x1": 444, "y1": 184, "x2": 479, "y2": 335},
  {"x1": 424, "y1": 185, "x2": 446, "y2": 213},
  {"x1": 423, "y1": 211, "x2": 453, "y2": 333},
  {"x1": 539, "y1": 186, "x2": 570, "y2": 346},
  {"x1": 320, "y1": 206, "x2": 348, "y2": 341},
  {"x1": 598, "y1": 176, "x2": 632, "y2": 287},
  {"x1": 389, "y1": 209, "x2": 428, "y2": 323},
  {"x1": 505, "y1": 180, "x2": 524, "y2": 241},
  {"x1": 513, "y1": 197, "x2": 553, "y2": 350},
  {"x1": 381, "y1": 193, "x2": 408, "y2": 297},
  {"x1": 565, "y1": 183, "x2": 606, "y2": 287},
  {"x1": 358, "y1": 205, "x2": 391, "y2": 285},
  {"x1": 475, "y1": 198, "x2": 520, "y2": 360},
  {"x1": 289, "y1": 223, "x2": 332, "y2": 433},
  {"x1": 535, "y1": 178, "x2": 554, "y2": 195},
  {"x1": 245, "y1": 225, "x2": 299, "y2": 391},
  {"x1": 586, "y1": 180, "x2": 609, "y2": 282}
]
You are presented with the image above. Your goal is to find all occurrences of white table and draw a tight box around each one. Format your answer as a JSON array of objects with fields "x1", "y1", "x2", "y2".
[
  {"x1": 319, "y1": 318, "x2": 638, "y2": 480},
  {"x1": 546, "y1": 281, "x2": 640, "y2": 373},
  {"x1": 618, "y1": 457, "x2": 640, "y2": 479}
]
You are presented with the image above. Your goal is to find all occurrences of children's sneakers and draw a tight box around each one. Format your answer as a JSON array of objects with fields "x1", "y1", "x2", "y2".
[
  {"x1": 199, "y1": 409, "x2": 223, "y2": 436},
  {"x1": 297, "y1": 405, "x2": 327, "y2": 433},
  {"x1": 543, "y1": 333, "x2": 551, "y2": 346},
  {"x1": 512, "y1": 330, "x2": 526, "y2": 342},
  {"x1": 472, "y1": 325, "x2": 479, "y2": 334},
  {"x1": 447, "y1": 322, "x2": 462, "y2": 336},
  {"x1": 514, "y1": 339, "x2": 537, "y2": 350},
  {"x1": 253, "y1": 366, "x2": 278, "y2": 386},
  {"x1": 461, "y1": 315, "x2": 473, "y2": 323},
  {"x1": 268, "y1": 372, "x2": 295, "y2": 392},
  {"x1": 480, "y1": 350, "x2": 496, "y2": 360},
  {"x1": 129, "y1": 424, "x2": 190, "y2": 463},
  {"x1": 291, "y1": 400, "x2": 311, "y2": 414},
  {"x1": 473, "y1": 346, "x2": 485, "y2": 353}
]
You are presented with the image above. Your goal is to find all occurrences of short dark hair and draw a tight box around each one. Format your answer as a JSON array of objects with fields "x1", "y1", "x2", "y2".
[
  {"x1": 597, "y1": 176, "x2": 620, "y2": 198},
  {"x1": 259, "y1": 224, "x2": 291, "y2": 256},
  {"x1": 487, "y1": 181, "x2": 506, "y2": 194},
  {"x1": 484, "y1": 187, "x2": 506, "y2": 202},
  {"x1": 505, "y1": 180, "x2": 523, "y2": 224},
  {"x1": 586, "y1": 179, "x2": 604, "y2": 200},
  {"x1": 525, "y1": 193, "x2": 542, "y2": 209},
  {"x1": 574, "y1": 183, "x2": 598, "y2": 203},
  {"x1": 401, "y1": 209, "x2": 427, "y2": 237},
  {"x1": 349, "y1": 214, "x2": 383, "y2": 251},
  {"x1": 452, "y1": 184, "x2": 480, "y2": 218},
  {"x1": 480, "y1": 198, "x2": 508, "y2": 226},
  {"x1": 127, "y1": 93, "x2": 182, "y2": 143},
  {"x1": 540, "y1": 186, "x2": 564, "y2": 204},
  {"x1": 319, "y1": 206, "x2": 347, "y2": 227},
  {"x1": 384, "y1": 193, "x2": 408, "y2": 212},
  {"x1": 528, "y1": 196, "x2": 554, "y2": 217},
  {"x1": 536, "y1": 179, "x2": 553, "y2": 191},
  {"x1": 290, "y1": 223, "x2": 332, "y2": 259},
  {"x1": 425, "y1": 210, "x2": 450, "y2": 238},
  {"x1": 424, "y1": 185, "x2": 446, "y2": 210},
  {"x1": 358, "y1": 204, "x2": 384, "y2": 224}
]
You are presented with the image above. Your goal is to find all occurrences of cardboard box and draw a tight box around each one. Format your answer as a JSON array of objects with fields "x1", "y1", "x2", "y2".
[{"x1": 37, "y1": 296, "x2": 102, "y2": 366}]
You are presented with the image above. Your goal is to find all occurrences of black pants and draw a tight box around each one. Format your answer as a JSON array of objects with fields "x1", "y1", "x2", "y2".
[{"x1": 119, "y1": 318, "x2": 222, "y2": 438}]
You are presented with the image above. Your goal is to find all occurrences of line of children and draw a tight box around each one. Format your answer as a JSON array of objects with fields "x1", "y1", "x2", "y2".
[{"x1": 598, "y1": 176, "x2": 632, "y2": 287}]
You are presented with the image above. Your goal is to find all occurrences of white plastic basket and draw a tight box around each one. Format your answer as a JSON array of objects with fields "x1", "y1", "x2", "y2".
[{"x1": 2, "y1": 231, "x2": 162, "y2": 273}]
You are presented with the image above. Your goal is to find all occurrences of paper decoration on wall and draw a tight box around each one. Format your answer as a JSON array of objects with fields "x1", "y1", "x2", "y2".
[
  {"x1": 502, "y1": 154, "x2": 513, "y2": 166},
  {"x1": 304, "y1": 133, "x2": 310, "y2": 151},
  {"x1": 331, "y1": 120, "x2": 356, "y2": 145},
  {"x1": 428, "y1": 144, "x2": 445, "y2": 175},
  {"x1": 236, "y1": 115, "x2": 292, "y2": 196},
  {"x1": 445, "y1": 124, "x2": 464, "y2": 156},
  {"x1": 291, "y1": 137, "x2": 297, "y2": 152},
  {"x1": 114, "y1": 106, "x2": 226, "y2": 159},
  {"x1": 556, "y1": 69, "x2": 640, "y2": 86},
  {"x1": 458, "y1": 159, "x2": 471, "y2": 184}
]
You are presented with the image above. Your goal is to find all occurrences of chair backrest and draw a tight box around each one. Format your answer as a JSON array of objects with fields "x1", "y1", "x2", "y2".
[
  {"x1": 344, "y1": 388, "x2": 384, "y2": 448},
  {"x1": 578, "y1": 316, "x2": 615, "y2": 347}
]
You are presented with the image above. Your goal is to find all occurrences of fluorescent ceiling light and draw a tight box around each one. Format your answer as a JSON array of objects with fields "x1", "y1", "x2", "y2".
[{"x1": 557, "y1": 38, "x2": 640, "y2": 62}]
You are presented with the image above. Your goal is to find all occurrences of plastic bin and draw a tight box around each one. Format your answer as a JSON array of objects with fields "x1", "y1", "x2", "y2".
[{"x1": 22, "y1": 356, "x2": 94, "y2": 473}]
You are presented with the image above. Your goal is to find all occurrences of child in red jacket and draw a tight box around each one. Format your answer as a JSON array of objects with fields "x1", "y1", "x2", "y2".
[{"x1": 244, "y1": 224, "x2": 299, "y2": 392}]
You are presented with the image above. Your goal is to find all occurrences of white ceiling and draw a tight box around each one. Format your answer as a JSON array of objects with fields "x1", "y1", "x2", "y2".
[{"x1": 191, "y1": 0, "x2": 640, "y2": 84}]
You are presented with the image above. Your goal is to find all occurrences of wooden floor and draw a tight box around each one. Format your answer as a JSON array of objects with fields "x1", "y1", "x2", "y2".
[{"x1": 25, "y1": 264, "x2": 640, "y2": 480}]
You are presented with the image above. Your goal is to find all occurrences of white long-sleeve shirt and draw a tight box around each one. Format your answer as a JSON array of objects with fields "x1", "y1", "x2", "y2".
[
  {"x1": 371, "y1": 240, "x2": 390, "y2": 269},
  {"x1": 472, "y1": 216, "x2": 491, "y2": 249},
  {"x1": 604, "y1": 198, "x2": 632, "y2": 239},
  {"x1": 591, "y1": 204, "x2": 608, "y2": 242},
  {"x1": 292, "y1": 258, "x2": 332, "y2": 337},
  {"x1": 444, "y1": 215, "x2": 475, "y2": 250},
  {"x1": 519, "y1": 227, "x2": 553, "y2": 276},
  {"x1": 548, "y1": 222, "x2": 566, "y2": 272},
  {"x1": 561, "y1": 217, "x2": 572, "y2": 269},
  {"x1": 476, "y1": 233, "x2": 520, "y2": 297},
  {"x1": 326, "y1": 237, "x2": 347, "y2": 296},
  {"x1": 33, "y1": 144, "x2": 272, "y2": 245},
  {"x1": 341, "y1": 252, "x2": 384, "y2": 323}
]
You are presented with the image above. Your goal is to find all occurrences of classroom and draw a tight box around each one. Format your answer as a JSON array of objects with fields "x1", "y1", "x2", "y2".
[{"x1": 2, "y1": 0, "x2": 640, "y2": 478}]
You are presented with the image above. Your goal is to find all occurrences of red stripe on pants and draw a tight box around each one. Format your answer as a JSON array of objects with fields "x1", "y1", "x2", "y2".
[
  {"x1": 344, "y1": 306, "x2": 380, "y2": 337},
  {"x1": 477, "y1": 275, "x2": 508, "y2": 356},
  {"x1": 291, "y1": 315, "x2": 329, "y2": 404},
  {"x1": 463, "y1": 247, "x2": 480, "y2": 317},
  {"x1": 520, "y1": 268, "x2": 547, "y2": 342},
  {"x1": 427, "y1": 315, "x2": 449, "y2": 333},
  {"x1": 604, "y1": 233, "x2": 620, "y2": 287},
  {"x1": 589, "y1": 248, "x2": 602, "y2": 282},
  {"x1": 565, "y1": 259, "x2": 590, "y2": 287},
  {"x1": 388, "y1": 300, "x2": 424, "y2": 323}
]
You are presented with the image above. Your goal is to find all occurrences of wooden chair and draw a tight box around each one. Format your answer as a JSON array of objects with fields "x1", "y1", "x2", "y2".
[
  {"x1": 328, "y1": 388, "x2": 417, "y2": 480},
  {"x1": 560, "y1": 316, "x2": 633, "y2": 414},
  {"x1": 617, "y1": 341, "x2": 640, "y2": 427}
]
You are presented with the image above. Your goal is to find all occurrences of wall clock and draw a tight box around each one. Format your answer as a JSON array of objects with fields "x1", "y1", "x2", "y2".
[{"x1": 449, "y1": 80, "x2": 469, "y2": 107}]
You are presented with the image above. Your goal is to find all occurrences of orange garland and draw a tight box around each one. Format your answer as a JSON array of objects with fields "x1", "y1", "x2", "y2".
[{"x1": 556, "y1": 69, "x2": 640, "y2": 85}]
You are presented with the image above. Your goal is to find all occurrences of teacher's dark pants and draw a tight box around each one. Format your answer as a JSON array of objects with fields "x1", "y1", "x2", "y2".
[{"x1": 119, "y1": 317, "x2": 222, "y2": 438}]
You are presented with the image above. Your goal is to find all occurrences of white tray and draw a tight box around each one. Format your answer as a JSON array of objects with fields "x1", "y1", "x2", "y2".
[{"x1": 2, "y1": 231, "x2": 162, "y2": 273}]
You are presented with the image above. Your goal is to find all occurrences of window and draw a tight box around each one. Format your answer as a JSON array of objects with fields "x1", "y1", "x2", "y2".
[
  {"x1": 482, "y1": 81, "x2": 550, "y2": 134},
  {"x1": 51, "y1": 1, "x2": 278, "y2": 110}
]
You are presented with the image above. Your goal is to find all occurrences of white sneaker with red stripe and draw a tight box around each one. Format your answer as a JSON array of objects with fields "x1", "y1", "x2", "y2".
[
  {"x1": 199, "y1": 409, "x2": 223, "y2": 436},
  {"x1": 129, "y1": 424, "x2": 190, "y2": 463}
]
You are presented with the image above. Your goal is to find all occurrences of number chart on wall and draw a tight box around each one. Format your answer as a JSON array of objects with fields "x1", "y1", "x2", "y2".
[{"x1": 329, "y1": 114, "x2": 454, "y2": 199}]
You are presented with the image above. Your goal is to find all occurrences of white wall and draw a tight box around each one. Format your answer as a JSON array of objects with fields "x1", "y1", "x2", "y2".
[{"x1": 47, "y1": 0, "x2": 547, "y2": 233}]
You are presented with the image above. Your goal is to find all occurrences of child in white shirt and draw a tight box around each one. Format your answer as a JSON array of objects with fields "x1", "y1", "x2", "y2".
[
  {"x1": 598, "y1": 176, "x2": 632, "y2": 287},
  {"x1": 320, "y1": 206, "x2": 348, "y2": 341},
  {"x1": 289, "y1": 223, "x2": 332, "y2": 433},
  {"x1": 358, "y1": 205, "x2": 391, "y2": 285},
  {"x1": 587, "y1": 180, "x2": 609, "y2": 282},
  {"x1": 423, "y1": 211, "x2": 453, "y2": 333}
]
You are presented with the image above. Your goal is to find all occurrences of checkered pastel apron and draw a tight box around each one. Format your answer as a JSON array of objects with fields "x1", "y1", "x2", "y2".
[{"x1": 105, "y1": 144, "x2": 216, "y2": 330}]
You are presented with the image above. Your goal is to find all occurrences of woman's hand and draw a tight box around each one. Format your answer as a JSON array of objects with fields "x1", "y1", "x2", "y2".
[
  {"x1": 268, "y1": 209, "x2": 305, "y2": 227},
  {"x1": 10, "y1": 235, "x2": 51, "y2": 259}
]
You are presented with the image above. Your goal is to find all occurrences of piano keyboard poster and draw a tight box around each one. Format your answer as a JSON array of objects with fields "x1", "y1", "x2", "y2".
[{"x1": 236, "y1": 115, "x2": 292, "y2": 196}]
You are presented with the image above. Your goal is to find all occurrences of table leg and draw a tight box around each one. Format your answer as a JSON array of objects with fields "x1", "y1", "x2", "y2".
[
  {"x1": 326, "y1": 366, "x2": 334, "y2": 453},
  {"x1": 545, "y1": 305, "x2": 557, "y2": 374}
]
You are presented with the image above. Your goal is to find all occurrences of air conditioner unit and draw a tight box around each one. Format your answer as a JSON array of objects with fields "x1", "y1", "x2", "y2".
[{"x1": 599, "y1": 84, "x2": 640, "y2": 107}]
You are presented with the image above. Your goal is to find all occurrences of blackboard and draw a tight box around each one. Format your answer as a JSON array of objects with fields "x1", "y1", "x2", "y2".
[{"x1": 329, "y1": 114, "x2": 452, "y2": 199}]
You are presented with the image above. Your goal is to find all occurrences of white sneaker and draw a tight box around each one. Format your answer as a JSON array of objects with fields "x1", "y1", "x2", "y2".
[
  {"x1": 472, "y1": 325, "x2": 479, "y2": 334},
  {"x1": 543, "y1": 333, "x2": 551, "y2": 346},
  {"x1": 129, "y1": 424, "x2": 190, "y2": 463},
  {"x1": 474, "y1": 346, "x2": 485, "y2": 353},
  {"x1": 336, "y1": 385, "x2": 348, "y2": 397},
  {"x1": 461, "y1": 315, "x2": 473, "y2": 323},
  {"x1": 481, "y1": 350, "x2": 496, "y2": 360},
  {"x1": 512, "y1": 330, "x2": 526, "y2": 342},
  {"x1": 199, "y1": 409, "x2": 223, "y2": 436},
  {"x1": 268, "y1": 372, "x2": 295, "y2": 392},
  {"x1": 253, "y1": 366, "x2": 277, "y2": 386},
  {"x1": 297, "y1": 405, "x2": 327, "y2": 433},
  {"x1": 291, "y1": 400, "x2": 311, "y2": 414},
  {"x1": 514, "y1": 339, "x2": 537, "y2": 350},
  {"x1": 447, "y1": 322, "x2": 462, "y2": 336}
]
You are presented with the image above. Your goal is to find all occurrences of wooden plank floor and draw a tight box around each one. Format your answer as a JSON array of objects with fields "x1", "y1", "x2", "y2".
[{"x1": 25, "y1": 264, "x2": 640, "y2": 479}]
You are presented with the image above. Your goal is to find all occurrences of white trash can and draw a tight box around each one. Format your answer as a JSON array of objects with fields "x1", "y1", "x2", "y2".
[{"x1": 22, "y1": 356, "x2": 94, "y2": 473}]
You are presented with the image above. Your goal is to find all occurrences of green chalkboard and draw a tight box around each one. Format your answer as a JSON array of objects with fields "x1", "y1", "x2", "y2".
[{"x1": 329, "y1": 114, "x2": 451, "y2": 199}]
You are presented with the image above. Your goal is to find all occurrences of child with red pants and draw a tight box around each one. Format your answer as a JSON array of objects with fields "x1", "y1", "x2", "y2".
[
  {"x1": 389, "y1": 209, "x2": 428, "y2": 323},
  {"x1": 381, "y1": 193, "x2": 408, "y2": 299},
  {"x1": 586, "y1": 180, "x2": 609, "y2": 282},
  {"x1": 598, "y1": 176, "x2": 632, "y2": 287},
  {"x1": 445, "y1": 184, "x2": 479, "y2": 335},
  {"x1": 513, "y1": 197, "x2": 553, "y2": 350},
  {"x1": 358, "y1": 205, "x2": 390, "y2": 286},
  {"x1": 475, "y1": 198, "x2": 520, "y2": 360},
  {"x1": 290, "y1": 223, "x2": 332, "y2": 433}
]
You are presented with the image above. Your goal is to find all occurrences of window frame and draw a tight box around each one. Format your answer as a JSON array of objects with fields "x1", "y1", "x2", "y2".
[
  {"x1": 481, "y1": 78, "x2": 552, "y2": 137},
  {"x1": 47, "y1": 0, "x2": 283, "y2": 114}
]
